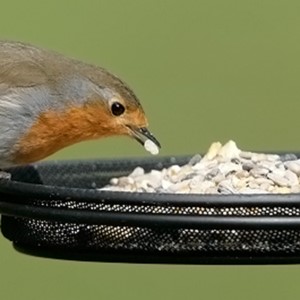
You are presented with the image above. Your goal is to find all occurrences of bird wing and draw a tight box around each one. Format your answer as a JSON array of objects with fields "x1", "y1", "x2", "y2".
[
  {"x1": 0, "y1": 41, "x2": 68, "y2": 92},
  {"x1": 0, "y1": 60, "x2": 49, "y2": 89}
]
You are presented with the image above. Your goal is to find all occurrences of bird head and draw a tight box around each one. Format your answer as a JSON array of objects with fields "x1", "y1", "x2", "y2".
[{"x1": 78, "y1": 66, "x2": 161, "y2": 149}]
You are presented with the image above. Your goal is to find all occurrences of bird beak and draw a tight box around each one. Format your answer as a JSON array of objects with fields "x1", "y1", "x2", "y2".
[{"x1": 127, "y1": 126, "x2": 161, "y2": 148}]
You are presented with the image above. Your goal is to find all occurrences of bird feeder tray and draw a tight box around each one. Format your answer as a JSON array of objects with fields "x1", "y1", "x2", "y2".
[{"x1": 1, "y1": 156, "x2": 300, "y2": 264}]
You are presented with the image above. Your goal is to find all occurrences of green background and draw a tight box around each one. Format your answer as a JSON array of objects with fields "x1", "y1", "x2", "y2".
[{"x1": 1, "y1": 0, "x2": 300, "y2": 299}]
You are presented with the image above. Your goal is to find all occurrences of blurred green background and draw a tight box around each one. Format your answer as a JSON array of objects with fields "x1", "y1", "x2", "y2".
[{"x1": 1, "y1": 0, "x2": 300, "y2": 299}]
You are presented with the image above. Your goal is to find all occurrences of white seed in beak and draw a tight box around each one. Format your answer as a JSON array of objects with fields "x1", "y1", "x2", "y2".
[{"x1": 144, "y1": 139, "x2": 159, "y2": 155}]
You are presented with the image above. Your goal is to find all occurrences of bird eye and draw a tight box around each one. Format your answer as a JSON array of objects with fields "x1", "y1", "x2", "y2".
[{"x1": 111, "y1": 102, "x2": 125, "y2": 116}]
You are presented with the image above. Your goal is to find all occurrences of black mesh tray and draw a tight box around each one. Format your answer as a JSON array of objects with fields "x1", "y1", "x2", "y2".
[{"x1": 1, "y1": 155, "x2": 300, "y2": 264}]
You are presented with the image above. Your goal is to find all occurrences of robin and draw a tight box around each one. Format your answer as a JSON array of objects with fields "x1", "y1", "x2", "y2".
[{"x1": 0, "y1": 41, "x2": 161, "y2": 171}]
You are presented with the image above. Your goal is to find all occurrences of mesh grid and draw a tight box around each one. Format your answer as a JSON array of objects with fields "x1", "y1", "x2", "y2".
[
  {"x1": 30, "y1": 200, "x2": 300, "y2": 216},
  {"x1": 4, "y1": 216, "x2": 300, "y2": 253}
]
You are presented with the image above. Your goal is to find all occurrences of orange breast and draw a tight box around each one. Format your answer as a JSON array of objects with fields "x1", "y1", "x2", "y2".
[{"x1": 12, "y1": 104, "x2": 119, "y2": 164}]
